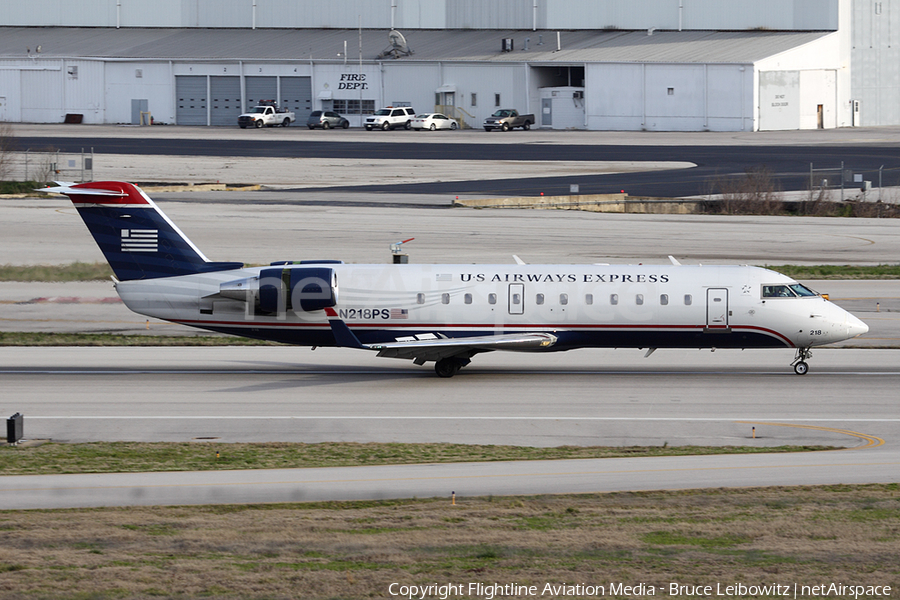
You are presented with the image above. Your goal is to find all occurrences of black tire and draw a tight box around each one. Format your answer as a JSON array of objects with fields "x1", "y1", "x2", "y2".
[
  {"x1": 365, "y1": 125, "x2": 372, "y2": 131},
  {"x1": 282, "y1": 118, "x2": 291, "y2": 127},
  {"x1": 405, "y1": 120, "x2": 412, "y2": 130},
  {"x1": 239, "y1": 125, "x2": 247, "y2": 129},
  {"x1": 435, "y1": 358, "x2": 462, "y2": 378},
  {"x1": 484, "y1": 127, "x2": 491, "y2": 132},
  {"x1": 254, "y1": 119, "x2": 264, "y2": 129},
  {"x1": 794, "y1": 361, "x2": 809, "y2": 375},
  {"x1": 501, "y1": 122, "x2": 510, "y2": 132},
  {"x1": 522, "y1": 122, "x2": 530, "y2": 130},
  {"x1": 450, "y1": 122, "x2": 458, "y2": 130},
  {"x1": 342, "y1": 120, "x2": 349, "y2": 129},
  {"x1": 322, "y1": 121, "x2": 330, "y2": 129},
  {"x1": 382, "y1": 121, "x2": 391, "y2": 131},
  {"x1": 430, "y1": 123, "x2": 436, "y2": 131},
  {"x1": 308, "y1": 125, "x2": 315, "y2": 130}
]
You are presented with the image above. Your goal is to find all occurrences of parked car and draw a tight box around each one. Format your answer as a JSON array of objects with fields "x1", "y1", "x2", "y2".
[
  {"x1": 307, "y1": 110, "x2": 350, "y2": 129},
  {"x1": 410, "y1": 113, "x2": 459, "y2": 131},
  {"x1": 483, "y1": 108, "x2": 535, "y2": 131},
  {"x1": 365, "y1": 106, "x2": 416, "y2": 130}
]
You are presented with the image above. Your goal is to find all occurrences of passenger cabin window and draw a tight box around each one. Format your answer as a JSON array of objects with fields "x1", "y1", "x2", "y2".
[
  {"x1": 585, "y1": 294, "x2": 593, "y2": 305},
  {"x1": 560, "y1": 293, "x2": 568, "y2": 305},
  {"x1": 417, "y1": 293, "x2": 425, "y2": 305},
  {"x1": 488, "y1": 293, "x2": 497, "y2": 305},
  {"x1": 512, "y1": 293, "x2": 521, "y2": 305},
  {"x1": 610, "y1": 294, "x2": 618, "y2": 305},
  {"x1": 441, "y1": 293, "x2": 450, "y2": 304},
  {"x1": 464, "y1": 293, "x2": 473, "y2": 304},
  {"x1": 535, "y1": 293, "x2": 545, "y2": 305},
  {"x1": 660, "y1": 294, "x2": 668, "y2": 305},
  {"x1": 636, "y1": 294, "x2": 644, "y2": 305},
  {"x1": 684, "y1": 294, "x2": 692, "y2": 305}
]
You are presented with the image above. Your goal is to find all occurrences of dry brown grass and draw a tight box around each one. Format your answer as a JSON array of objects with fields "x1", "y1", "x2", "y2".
[{"x1": 0, "y1": 485, "x2": 897, "y2": 599}]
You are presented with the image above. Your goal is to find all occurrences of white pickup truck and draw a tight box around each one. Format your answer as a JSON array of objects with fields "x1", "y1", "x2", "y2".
[{"x1": 237, "y1": 101, "x2": 295, "y2": 128}]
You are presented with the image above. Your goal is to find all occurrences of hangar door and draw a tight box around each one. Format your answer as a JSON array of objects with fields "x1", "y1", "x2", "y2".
[
  {"x1": 280, "y1": 77, "x2": 312, "y2": 123},
  {"x1": 209, "y1": 77, "x2": 241, "y2": 126},
  {"x1": 245, "y1": 76, "x2": 276, "y2": 111},
  {"x1": 175, "y1": 76, "x2": 207, "y2": 126}
]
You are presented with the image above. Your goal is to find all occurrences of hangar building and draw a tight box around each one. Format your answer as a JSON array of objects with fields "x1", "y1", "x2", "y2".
[{"x1": 0, "y1": 0, "x2": 895, "y2": 131}]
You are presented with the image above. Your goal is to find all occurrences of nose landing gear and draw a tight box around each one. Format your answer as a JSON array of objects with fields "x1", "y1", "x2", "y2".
[{"x1": 791, "y1": 348, "x2": 812, "y2": 375}]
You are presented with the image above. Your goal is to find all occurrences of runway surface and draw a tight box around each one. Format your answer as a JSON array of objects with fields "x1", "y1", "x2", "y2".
[{"x1": 2, "y1": 346, "x2": 898, "y2": 509}]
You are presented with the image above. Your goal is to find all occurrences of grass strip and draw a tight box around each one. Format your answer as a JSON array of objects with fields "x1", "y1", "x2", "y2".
[
  {"x1": 0, "y1": 261, "x2": 114, "y2": 281},
  {"x1": 0, "y1": 331, "x2": 278, "y2": 346},
  {"x1": 0, "y1": 484, "x2": 897, "y2": 599},
  {"x1": 767, "y1": 263, "x2": 900, "y2": 280},
  {"x1": 2, "y1": 262, "x2": 899, "y2": 282},
  {"x1": 0, "y1": 441, "x2": 836, "y2": 476}
]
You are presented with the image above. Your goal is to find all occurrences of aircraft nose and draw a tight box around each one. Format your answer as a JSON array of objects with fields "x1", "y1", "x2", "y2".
[{"x1": 846, "y1": 313, "x2": 869, "y2": 338}]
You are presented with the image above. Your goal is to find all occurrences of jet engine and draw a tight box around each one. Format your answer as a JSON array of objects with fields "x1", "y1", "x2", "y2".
[{"x1": 219, "y1": 266, "x2": 337, "y2": 314}]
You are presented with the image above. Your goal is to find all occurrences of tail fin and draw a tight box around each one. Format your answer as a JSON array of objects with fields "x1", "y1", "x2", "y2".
[{"x1": 46, "y1": 181, "x2": 243, "y2": 281}]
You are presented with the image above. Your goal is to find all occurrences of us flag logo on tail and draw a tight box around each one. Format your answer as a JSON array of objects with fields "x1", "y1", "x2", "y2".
[
  {"x1": 121, "y1": 229, "x2": 158, "y2": 252},
  {"x1": 390, "y1": 308, "x2": 408, "y2": 319}
]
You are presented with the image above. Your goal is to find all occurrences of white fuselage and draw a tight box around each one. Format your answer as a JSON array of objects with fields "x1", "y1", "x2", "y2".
[{"x1": 114, "y1": 263, "x2": 867, "y2": 351}]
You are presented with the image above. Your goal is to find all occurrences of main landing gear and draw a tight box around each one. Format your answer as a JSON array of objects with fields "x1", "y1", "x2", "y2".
[
  {"x1": 434, "y1": 356, "x2": 470, "y2": 378},
  {"x1": 791, "y1": 347, "x2": 812, "y2": 375}
]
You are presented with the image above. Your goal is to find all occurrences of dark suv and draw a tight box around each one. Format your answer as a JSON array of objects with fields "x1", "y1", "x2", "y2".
[{"x1": 307, "y1": 111, "x2": 350, "y2": 129}]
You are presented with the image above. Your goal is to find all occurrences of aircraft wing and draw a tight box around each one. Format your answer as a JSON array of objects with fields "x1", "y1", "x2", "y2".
[
  {"x1": 323, "y1": 308, "x2": 556, "y2": 363},
  {"x1": 368, "y1": 332, "x2": 558, "y2": 363}
]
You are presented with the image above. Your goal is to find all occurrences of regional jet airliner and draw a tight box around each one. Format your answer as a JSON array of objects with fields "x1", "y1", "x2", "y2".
[{"x1": 48, "y1": 181, "x2": 868, "y2": 377}]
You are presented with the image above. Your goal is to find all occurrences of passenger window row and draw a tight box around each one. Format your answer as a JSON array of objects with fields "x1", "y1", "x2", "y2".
[{"x1": 417, "y1": 293, "x2": 694, "y2": 306}]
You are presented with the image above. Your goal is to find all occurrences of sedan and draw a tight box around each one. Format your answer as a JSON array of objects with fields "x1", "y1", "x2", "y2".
[
  {"x1": 307, "y1": 110, "x2": 350, "y2": 129},
  {"x1": 410, "y1": 113, "x2": 458, "y2": 131}
]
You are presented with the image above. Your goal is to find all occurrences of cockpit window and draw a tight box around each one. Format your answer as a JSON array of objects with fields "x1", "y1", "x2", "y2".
[
  {"x1": 762, "y1": 285, "x2": 796, "y2": 298},
  {"x1": 763, "y1": 284, "x2": 819, "y2": 298},
  {"x1": 789, "y1": 283, "x2": 818, "y2": 297}
]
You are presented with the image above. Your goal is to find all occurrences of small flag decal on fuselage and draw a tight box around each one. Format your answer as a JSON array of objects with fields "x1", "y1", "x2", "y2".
[
  {"x1": 121, "y1": 229, "x2": 158, "y2": 252},
  {"x1": 390, "y1": 308, "x2": 409, "y2": 319}
]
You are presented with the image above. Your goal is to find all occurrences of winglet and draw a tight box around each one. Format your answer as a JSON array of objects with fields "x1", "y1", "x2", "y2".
[
  {"x1": 668, "y1": 255, "x2": 682, "y2": 266},
  {"x1": 324, "y1": 307, "x2": 366, "y2": 349}
]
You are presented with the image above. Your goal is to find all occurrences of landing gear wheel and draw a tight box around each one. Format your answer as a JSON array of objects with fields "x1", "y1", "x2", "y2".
[
  {"x1": 435, "y1": 357, "x2": 467, "y2": 378},
  {"x1": 791, "y1": 347, "x2": 812, "y2": 375}
]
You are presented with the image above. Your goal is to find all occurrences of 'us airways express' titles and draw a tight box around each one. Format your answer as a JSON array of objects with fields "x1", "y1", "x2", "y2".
[{"x1": 460, "y1": 272, "x2": 671, "y2": 284}]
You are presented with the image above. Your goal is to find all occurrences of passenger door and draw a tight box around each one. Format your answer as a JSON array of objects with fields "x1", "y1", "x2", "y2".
[{"x1": 706, "y1": 288, "x2": 729, "y2": 330}]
